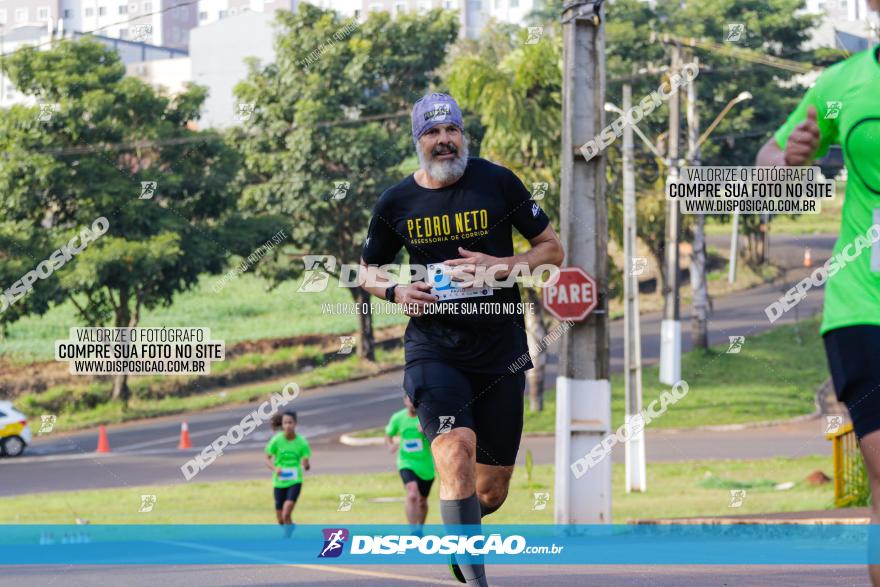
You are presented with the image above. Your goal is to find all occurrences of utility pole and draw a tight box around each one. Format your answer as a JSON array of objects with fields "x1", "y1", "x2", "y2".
[
  {"x1": 686, "y1": 57, "x2": 709, "y2": 350},
  {"x1": 729, "y1": 211, "x2": 739, "y2": 284},
  {"x1": 622, "y1": 84, "x2": 645, "y2": 493},
  {"x1": 659, "y1": 43, "x2": 682, "y2": 385},
  {"x1": 555, "y1": 0, "x2": 610, "y2": 523}
]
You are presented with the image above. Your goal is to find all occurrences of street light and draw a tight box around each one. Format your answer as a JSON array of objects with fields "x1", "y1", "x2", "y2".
[
  {"x1": 698, "y1": 91, "x2": 752, "y2": 149},
  {"x1": 695, "y1": 90, "x2": 755, "y2": 284}
]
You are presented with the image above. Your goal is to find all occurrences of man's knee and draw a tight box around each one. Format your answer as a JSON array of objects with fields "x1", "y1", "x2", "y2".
[
  {"x1": 477, "y1": 485, "x2": 508, "y2": 511},
  {"x1": 433, "y1": 431, "x2": 476, "y2": 469}
]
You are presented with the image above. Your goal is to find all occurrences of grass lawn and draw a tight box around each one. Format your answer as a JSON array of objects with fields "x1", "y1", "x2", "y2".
[
  {"x1": 0, "y1": 455, "x2": 835, "y2": 524},
  {"x1": 0, "y1": 273, "x2": 409, "y2": 364},
  {"x1": 533, "y1": 315, "x2": 825, "y2": 432}
]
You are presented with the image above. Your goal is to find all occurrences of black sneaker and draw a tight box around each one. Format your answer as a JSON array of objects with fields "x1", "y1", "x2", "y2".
[{"x1": 448, "y1": 553, "x2": 466, "y2": 583}]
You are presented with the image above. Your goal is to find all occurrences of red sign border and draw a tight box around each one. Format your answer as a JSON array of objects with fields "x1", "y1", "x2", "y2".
[{"x1": 542, "y1": 266, "x2": 598, "y2": 322}]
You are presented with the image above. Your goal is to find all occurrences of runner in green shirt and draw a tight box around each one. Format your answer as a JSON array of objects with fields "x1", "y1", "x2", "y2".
[
  {"x1": 264, "y1": 411, "x2": 310, "y2": 530},
  {"x1": 384, "y1": 393, "x2": 435, "y2": 532},
  {"x1": 756, "y1": 27, "x2": 880, "y2": 586}
]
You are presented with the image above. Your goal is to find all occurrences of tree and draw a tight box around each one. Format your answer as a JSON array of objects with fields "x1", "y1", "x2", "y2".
[
  {"x1": 0, "y1": 39, "x2": 261, "y2": 404},
  {"x1": 234, "y1": 5, "x2": 459, "y2": 360}
]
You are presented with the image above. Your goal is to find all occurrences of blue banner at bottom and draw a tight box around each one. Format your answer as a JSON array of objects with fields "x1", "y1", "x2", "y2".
[{"x1": 0, "y1": 524, "x2": 877, "y2": 565}]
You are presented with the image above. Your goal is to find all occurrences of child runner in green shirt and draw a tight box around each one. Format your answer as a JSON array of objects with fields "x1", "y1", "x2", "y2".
[
  {"x1": 265, "y1": 411, "x2": 310, "y2": 532},
  {"x1": 384, "y1": 392, "x2": 435, "y2": 534}
]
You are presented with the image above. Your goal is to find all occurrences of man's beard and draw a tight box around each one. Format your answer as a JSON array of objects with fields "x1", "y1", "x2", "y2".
[{"x1": 416, "y1": 135, "x2": 469, "y2": 184}]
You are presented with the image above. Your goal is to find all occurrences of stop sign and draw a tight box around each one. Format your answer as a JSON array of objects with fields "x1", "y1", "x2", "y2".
[{"x1": 542, "y1": 266, "x2": 598, "y2": 322}]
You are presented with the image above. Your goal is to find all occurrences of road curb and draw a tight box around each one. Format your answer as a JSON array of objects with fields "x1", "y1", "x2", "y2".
[
  {"x1": 339, "y1": 432, "x2": 385, "y2": 446},
  {"x1": 657, "y1": 411, "x2": 821, "y2": 433}
]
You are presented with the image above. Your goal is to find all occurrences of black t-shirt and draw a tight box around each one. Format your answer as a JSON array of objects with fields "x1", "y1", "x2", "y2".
[{"x1": 361, "y1": 157, "x2": 551, "y2": 374}]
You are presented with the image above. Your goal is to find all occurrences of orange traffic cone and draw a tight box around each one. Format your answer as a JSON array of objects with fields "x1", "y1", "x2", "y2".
[
  {"x1": 178, "y1": 421, "x2": 192, "y2": 449},
  {"x1": 804, "y1": 247, "x2": 813, "y2": 267},
  {"x1": 96, "y1": 425, "x2": 110, "y2": 453}
]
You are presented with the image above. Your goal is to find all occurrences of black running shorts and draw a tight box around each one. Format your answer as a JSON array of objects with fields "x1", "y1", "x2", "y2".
[
  {"x1": 824, "y1": 324, "x2": 880, "y2": 439},
  {"x1": 403, "y1": 360, "x2": 526, "y2": 466},
  {"x1": 399, "y1": 468, "x2": 434, "y2": 497},
  {"x1": 273, "y1": 483, "x2": 302, "y2": 510}
]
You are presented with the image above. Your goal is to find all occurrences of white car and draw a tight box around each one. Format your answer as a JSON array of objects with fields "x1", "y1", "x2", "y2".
[{"x1": 0, "y1": 401, "x2": 31, "y2": 457}]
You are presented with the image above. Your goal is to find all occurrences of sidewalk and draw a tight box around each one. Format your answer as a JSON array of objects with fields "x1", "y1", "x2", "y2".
[{"x1": 633, "y1": 508, "x2": 870, "y2": 525}]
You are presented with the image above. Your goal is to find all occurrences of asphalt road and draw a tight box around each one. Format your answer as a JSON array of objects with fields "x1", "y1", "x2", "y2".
[
  {"x1": 1, "y1": 564, "x2": 867, "y2": 586},
  {"x1": 0, "y1": 234, "x2": 836, "y2": 496}
]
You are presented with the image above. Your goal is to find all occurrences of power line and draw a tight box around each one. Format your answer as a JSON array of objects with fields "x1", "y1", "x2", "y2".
[
  {"x1": 652, "y1": 32, "x2": 819, "y2": 74},
  {"x1": 0, "y1": 0, "x2": 200, "y2": 59}
]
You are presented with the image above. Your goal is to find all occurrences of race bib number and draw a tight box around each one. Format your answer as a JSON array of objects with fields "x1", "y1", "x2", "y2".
[
  {"x1": 402, "y1": 438, "x2": 423, "y2": 453},
  {"x1": 278, "y1": 468, "x2": 299, "y2": 481},
  {"x1": 428, "y1": 263, "x2": 494, "y2": 301}
]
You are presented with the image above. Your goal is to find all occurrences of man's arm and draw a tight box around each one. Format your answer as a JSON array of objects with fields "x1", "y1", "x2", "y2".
[
  {"x1": 384, "y1": 434, "x2": 399, "y2": 453},
  {"x1": 755, "y1": 105, "x2": 820, "y2": 167},
  {"x1": 358, "y1": 260, "x2": 438, "y2": 317},
  {"x1": 444, "y1": 224, "x2": 565, "y2": 283},
  {"x1": 302, "y1": 457, "x2": 310, "y2": 471}
]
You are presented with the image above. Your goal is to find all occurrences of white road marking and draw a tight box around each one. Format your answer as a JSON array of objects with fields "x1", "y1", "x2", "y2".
[{"x1": 160, "y1": 540, "x2": 463, "y2": 585}]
